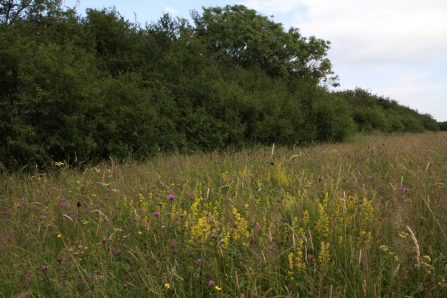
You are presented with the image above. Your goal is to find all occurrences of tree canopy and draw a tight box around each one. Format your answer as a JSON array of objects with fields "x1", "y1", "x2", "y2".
[
  {"x1": 192, "y1": 5, "x2": 338, "y2": 86},
  {"x1": 0, "y1": 1, "x2": 441, "y2": 171}
]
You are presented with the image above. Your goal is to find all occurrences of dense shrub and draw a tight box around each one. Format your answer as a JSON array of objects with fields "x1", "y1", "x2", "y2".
[{"x1": 0, "y1": 3, "x2": 439, "y2": 172}]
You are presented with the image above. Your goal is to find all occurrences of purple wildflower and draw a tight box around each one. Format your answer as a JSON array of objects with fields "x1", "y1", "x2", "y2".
[
  {"x1": 168, "y1": 194, "x2": 177, "y2": 200},
  {"x1": 153, "y1": 211, "x2": 161, "y2": 217},
  {"x1": 58, "y1": 202, "x2": 68, "y2": 208},
  {"x1": 195, "y1": 258, "x2": 204, "y2": 265}
]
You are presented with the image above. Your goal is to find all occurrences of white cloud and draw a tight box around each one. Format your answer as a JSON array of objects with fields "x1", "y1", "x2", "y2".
[
  {"x1": 164, "y1": 6, "x2": 179, "y2": 16},
  {"x1": 240, "y1": 0, "x2": 447, "y2": 66},
  {"x1": 296, "y1": 1, "x2": 447, "y2": 66},
  {"x1": 241, "y1": 0, "x2": 447, "y2": 120},
  {"x1": 379, "y1": 71, "x2": 447, "y2": 119}
]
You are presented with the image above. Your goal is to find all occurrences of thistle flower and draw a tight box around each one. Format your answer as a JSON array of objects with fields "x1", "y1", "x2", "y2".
[
  {"x1": 168, "y1": 194, "x2": 177, "y2": 200},
  {"x1": 153, "y1": 211, "x2": 161, "y2": 217}
]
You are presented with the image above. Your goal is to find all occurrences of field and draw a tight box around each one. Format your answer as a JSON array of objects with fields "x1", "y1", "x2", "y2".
[{"x1": 1, "y1": 133, "x2": 446, "y2": 297}]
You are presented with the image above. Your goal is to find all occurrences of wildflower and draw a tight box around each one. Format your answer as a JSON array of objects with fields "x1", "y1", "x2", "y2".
[
  {"x1": 335, "y1": 269, "x2": 342, "y2": 276},
  {"x1": 215, "y1": 286, "x2": 222, "y2": 291},
  {"x1": 208, "y1": 280, "x2": 216, "y2": 287},
  {"x1": 153, "y1": 211, "x2": 161, "y2": 217},
  {"x1": 307, "y1": 254, "x2": 314, "y2": 260},
  {"x1": 42, "y1": 266, "x2": 49, "y2": 273},
  {"x1": 164, "y1": 283, "x2": 170, "y2": 289},
  {"x1": 138, "y1": 231, "x2": 143, "y2": 235},
  {"x1": 168, "y1": 194, "x2": 177, "y2": 200},
  {"x1": 58, "y1": 202, "x2": 68, "y2": 208},
  {"x1": 114, "y1": 249, "x2": 121, "y2": 256},
  {"x1": 24, "y1": 272, "x2": 32, "y2": 283},
  {"x1": 195, "y1": 259, "x2": 204, "y2": 265},
  {"x1": 210, "y1": 233, "x2": 217, "y2": 239},
  {"x1": 57, "y1": 234, "x2": 62, "y2": 238}
]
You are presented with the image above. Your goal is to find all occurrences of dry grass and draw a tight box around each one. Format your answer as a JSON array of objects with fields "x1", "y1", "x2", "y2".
[{"x1": 1, "y1": 132, "x2": 446, "y2": 297}]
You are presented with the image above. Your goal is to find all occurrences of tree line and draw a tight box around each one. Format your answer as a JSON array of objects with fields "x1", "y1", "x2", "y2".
[{"x1": 0, "y1": 1, "x2": 444, "y2": 171}]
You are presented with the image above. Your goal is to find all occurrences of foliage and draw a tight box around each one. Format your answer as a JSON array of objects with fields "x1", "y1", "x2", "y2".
[
  {"x1": 1, "y1": 133, "x2": 447, "y2": 296},
  {"x1": 0, "y1": 0, "x2": 63, "y2": 25},
  {"x1": 337, "y1": 88, "x2": 440, "y2": 133},
  {"x1": 191, "y1": 5, "x2": 338, "y2": 86},
  {"x1": 0, "y1": 2, "x2": 441, "y2": 171}
]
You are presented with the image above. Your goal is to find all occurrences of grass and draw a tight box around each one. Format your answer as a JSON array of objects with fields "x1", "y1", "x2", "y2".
[{"x1": 1, "y1": 132, "x2": 447, "y2": 297}]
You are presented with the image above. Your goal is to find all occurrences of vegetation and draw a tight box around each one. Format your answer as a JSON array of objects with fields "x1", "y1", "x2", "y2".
[
  {"x1": 1, "y1": 132, "x2": 447, "y2": 297},
  {"x1": 0, "y1": 1, "x2": 443, "y2": 172},
  {"x1": 2, "y1": 2, "x2": 446, "y2": 297}
]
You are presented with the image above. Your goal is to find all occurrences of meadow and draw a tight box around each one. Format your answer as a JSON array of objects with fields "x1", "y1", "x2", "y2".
[{"x1": 1, "y1": 132, "x2": 446, "y2": 297}]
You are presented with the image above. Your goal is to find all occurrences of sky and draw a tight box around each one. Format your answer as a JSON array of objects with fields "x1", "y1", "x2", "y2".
[{"x1": 64, "y1": 0, "x2": 447, "y2": 121}]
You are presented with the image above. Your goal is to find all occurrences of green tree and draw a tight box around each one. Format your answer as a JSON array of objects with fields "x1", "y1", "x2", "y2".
[
  {"x1": 420, "y1": 113, "x2": 440, "y2": 132},
  {"x1": 191, "y1": 5, "x2": 338, "y2": 86},
  {"x1": 0, "y1": 36, "x2": 103, "y2": 168},
  {"x1": 0, "y1": 0, "x2": 63, "y2": 25}
]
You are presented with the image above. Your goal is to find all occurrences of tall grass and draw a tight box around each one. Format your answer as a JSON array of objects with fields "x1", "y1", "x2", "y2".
[{"x1": 1, "y1": 132, "x2": 446, "y2": 297}]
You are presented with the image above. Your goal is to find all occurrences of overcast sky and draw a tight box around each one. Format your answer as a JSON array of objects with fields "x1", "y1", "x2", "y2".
[{"x1": 64, "y1": 0, "x2": 447, "y2": 121}]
